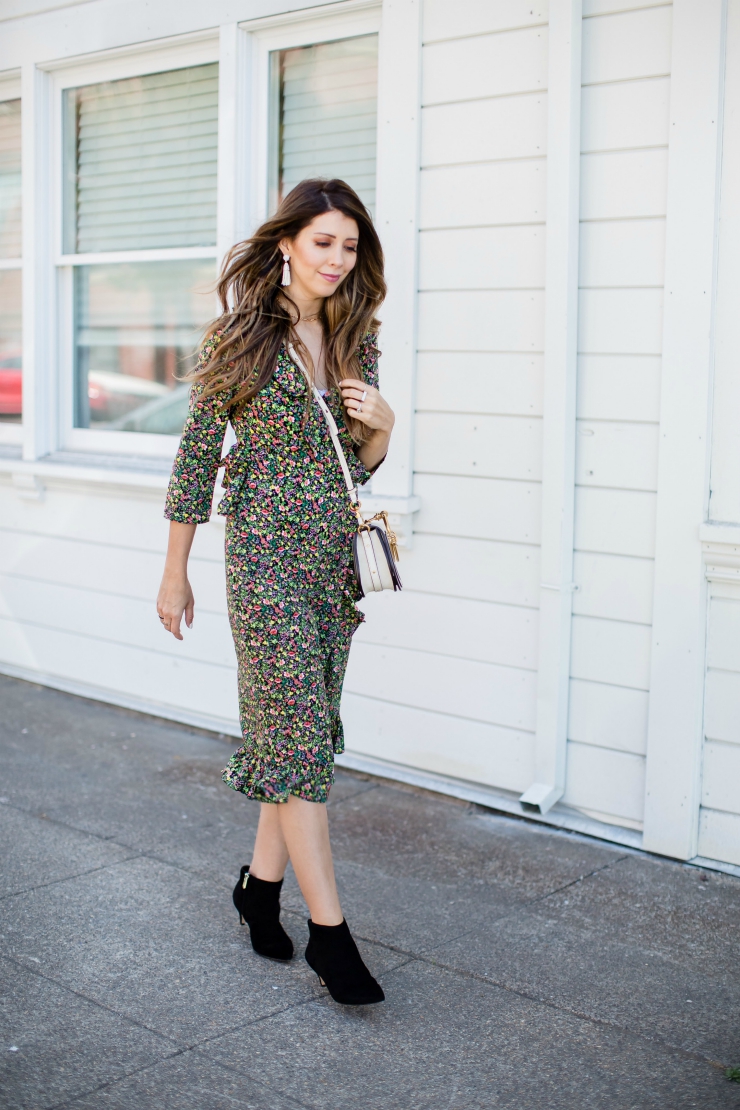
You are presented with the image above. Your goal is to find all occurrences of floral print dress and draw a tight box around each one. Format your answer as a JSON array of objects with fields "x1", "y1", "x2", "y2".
[{"x1": 165, "y1": 331, "x2": 380, "y2": 804}]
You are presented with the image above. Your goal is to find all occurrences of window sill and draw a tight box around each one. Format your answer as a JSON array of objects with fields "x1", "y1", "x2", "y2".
[{"x1": 0, "y1": 450, "x2": 174, "y2": 500}]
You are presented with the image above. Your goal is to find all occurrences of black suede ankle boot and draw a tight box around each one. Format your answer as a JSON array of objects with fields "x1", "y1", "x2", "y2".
[
  {"x1": 305, "y1": 918, "x2": 385, "y2": 1005},
  {"x1": 233, "y1": 865, "x2": 294, "y2": 962}
]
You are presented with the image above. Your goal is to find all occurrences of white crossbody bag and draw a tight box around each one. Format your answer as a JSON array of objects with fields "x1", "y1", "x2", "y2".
[{"x1": 290, "y1": 345, "x2": 402, "y2": 597}]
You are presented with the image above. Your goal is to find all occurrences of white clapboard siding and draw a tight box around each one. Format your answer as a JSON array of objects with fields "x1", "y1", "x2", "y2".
[
  {"x1": 355, "y1": 590, "x2": 538, "y2": 669},
  {"x1": 581, "y1": 78, "x2": 671, "y2": 153},
  {"x1": 0, "y1": 484, "x2": 170, "y2": 554},
  {"x1": 572, "y1": 551, "x2": 654, "y2": 625},
  {"x1": 415, "y1": 413, "x2": 542, "y2": 481},
  {"x1": 419, "y1": 227, "x2": 545, "y2": 291},
  {"x1": 579, "y1": 219, "x2": 666, "y2": 288},
  {"x1": 583, "y1": 0, "x2": 671, "y2": 15},
  {"x1": 0, "y1": 484, "x2": 227, "y2": 563},
  {"x1": 0, "y1": 575, "x2": 235, "y2": 669},
  {"x1": 418, "y1": 291, "x2": 545, "y2": 352},
  {"x1": 574, "y1": 488, "x2": 657, "y2": 557},
  {"x1": 697, "y1": 809, "x2": 740, "y2": 868},
  {"x1": 706, "y1": 596, "x2": 740, "y2": 672},
  {"x1": 398, "y1": 534, "x2": 540, "y2": 607},
  {"x1": 566, "y1": 0, "x2": 673, "y2": 835},
  {"x1": 413, "y1": 474, "x2": 541, "y2": 544},
  {"x1": 578, "y1": 289, "x2": 664, "y2": 355},
  {"x1": 582, "y1": 6, "x2": 672, "y2": 85},
  {"x1": 575, "y1": 420, "x2": 659, "y2": 491},
  {"x1": 563, "y1": 741, "x2": 646, "y2": 824},
  {"x1": 568, "y1": 678, "x2": 649, "y2": 755},
  {"x1": 422, "y1": 27, "x2": 547, "y2": 106},
  {"x1": 421, "y1": 95, "x2": 547, "y2": 167},
  {"x1": 704, "y1": 669, "x2": 740, "y2": 745},
  {"x1": 420, "y1": 162, "x2": 546, "y2": 229},
  {"x1": 580, "y1": 150, "x2": 669, "y2": 220},
  {"x1": 570, "y1": 615, "x2": 653, "y2": 690},
  {"x1": 423, "y1": 0, "x2": 548, "y2": 44},
  {"x1": 416, "y1": 353, "x2": 543, "y2": 416},
  {"x1": 345, "y1": 642, "x2": 537, "y2": 731},
  {"x1": 341, "y1": 693, "x2": 535, "y2": 794},
  {"x1": 0, "y1": 617, "x2": 239, "y2": 725},
  {"x1": 577, "y1": 355, "x2": 662, "y2": 423},
  {"x1": 701, "y1": 741, "x2": 740, "y2": 816},
  {"x1": 0, "y1": 530, "x2": 228, "y2": 615}
]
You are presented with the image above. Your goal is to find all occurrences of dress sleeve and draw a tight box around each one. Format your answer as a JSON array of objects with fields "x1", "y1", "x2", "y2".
[
  {"x1": 335, "y1": 333, "x2": 383, "y2": 487},
  {"x1": 164, "y1": 336, "x2": 233, "y2": 524}
]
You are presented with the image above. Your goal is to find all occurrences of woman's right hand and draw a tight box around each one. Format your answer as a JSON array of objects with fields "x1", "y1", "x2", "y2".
[{"x1": 156, "y1": 571, "x2": 195, "y2": 640}]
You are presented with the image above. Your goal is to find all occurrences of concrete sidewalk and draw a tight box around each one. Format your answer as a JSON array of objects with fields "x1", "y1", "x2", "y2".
[{"x1": 1, "y1": 674, "x2": 739, "y2": 1110}]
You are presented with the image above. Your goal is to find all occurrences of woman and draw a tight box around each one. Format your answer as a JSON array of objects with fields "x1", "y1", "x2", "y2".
[{"x1": 156, "y1": 179, "x2": 394, "y2": 1006}]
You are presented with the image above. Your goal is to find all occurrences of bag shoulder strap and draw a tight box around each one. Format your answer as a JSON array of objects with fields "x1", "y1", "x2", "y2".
[{"x1": 289, "y1": 343, "x2": 359, "y2": 505}]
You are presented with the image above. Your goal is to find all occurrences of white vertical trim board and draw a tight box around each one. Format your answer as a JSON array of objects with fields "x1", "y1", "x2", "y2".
[
  {"x1": 216, "y1": 24, "x2": 250, "y2": 267},
  {"x1": 21, "y1": 63, "x2": 56, "y2": 463},
  {"x1": 369, "y1": 0, "x2": 421, "y2": 505},
  {"x1": 520, "y1": 0, "x2": 582, "y2": 816},
  {"x1": 643, "y1": 0, "x2": 728, "y2": 860},
  {"x1": 709, "y1": 0, "x2": 740, "y2": 524}
]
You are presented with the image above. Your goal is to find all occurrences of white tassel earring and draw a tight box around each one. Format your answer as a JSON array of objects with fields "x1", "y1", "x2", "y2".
[{"x1": 281, "y1": 254, "x2": 291, "y2": 287}]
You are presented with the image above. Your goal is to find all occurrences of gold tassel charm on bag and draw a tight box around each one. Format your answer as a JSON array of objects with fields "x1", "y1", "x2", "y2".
[{"x1": 361, "y1": 510, "x2": 400, "y2": 563}]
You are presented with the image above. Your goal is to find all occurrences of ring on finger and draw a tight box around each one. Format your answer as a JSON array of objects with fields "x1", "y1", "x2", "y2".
[
  {"x1": 360, "y1": 390, "x2": 367, "y2": 402},
  {"x1": 356, "y1": 403, "x2": 363, "y2": 413}
]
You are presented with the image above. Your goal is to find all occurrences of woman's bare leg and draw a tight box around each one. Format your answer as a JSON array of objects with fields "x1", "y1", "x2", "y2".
[
  {"x1": 250, "y1": 802, "x2": 290, "y2": 882},
  {"x1": 277, "y1": 796, "x2": 343, "y2": 925}
]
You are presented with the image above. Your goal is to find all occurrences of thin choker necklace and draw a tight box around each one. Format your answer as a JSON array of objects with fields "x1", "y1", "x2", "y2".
[{"x1": 300, "y1": 311, "x2": 323, "y2": 323}]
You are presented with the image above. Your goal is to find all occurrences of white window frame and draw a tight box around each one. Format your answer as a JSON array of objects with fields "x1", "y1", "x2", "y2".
[
  {"x1": 50, "y1": 35, "x2": 220, "y2": 459},
  {"x1": 0, "y1": 71, "x2": 23, "y2": 447}
]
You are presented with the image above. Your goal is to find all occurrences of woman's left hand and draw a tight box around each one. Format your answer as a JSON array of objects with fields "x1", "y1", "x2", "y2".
[{"x1": 339, "y1": 379, "x2": 395, "y2": 436}]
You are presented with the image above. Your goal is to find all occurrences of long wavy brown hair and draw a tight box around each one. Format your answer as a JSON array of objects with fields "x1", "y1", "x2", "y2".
[{"x1": 193, "y1": 178, "x2": 386, "y2": 444}]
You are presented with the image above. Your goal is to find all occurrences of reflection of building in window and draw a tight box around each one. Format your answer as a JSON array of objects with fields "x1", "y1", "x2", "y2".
[
  {"x1": 270, "y1": 36, "x2": 378, "y2": 215},
  {"x1": 63, "y1": 66, "x2": 218, "y2": 435},
  {"x1": 0, "y1": 99, "x2": 22, "y2": 424}
]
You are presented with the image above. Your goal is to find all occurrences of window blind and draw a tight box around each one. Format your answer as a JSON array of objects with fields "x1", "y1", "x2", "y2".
[
  {"x1": 67, "y1": 64, "x2": 218, "y2": 254},
  {"x1": 0, "y1": 99, "x2": 22, "y2": 259},
  {"x1": 276, "y1": 36, "x2": 378, "y2": 213}
]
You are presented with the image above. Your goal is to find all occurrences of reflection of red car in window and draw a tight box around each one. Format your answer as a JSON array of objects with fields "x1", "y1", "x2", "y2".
[{"x1": 0, "y1": 349, "x2": 22, "y2": 416}]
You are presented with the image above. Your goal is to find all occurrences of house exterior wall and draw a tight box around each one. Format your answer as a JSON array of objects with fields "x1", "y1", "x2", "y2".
[
  {"x1": 1, "y1": 0, "x2": 739, "y2": 871},
  {"x1": 564, "y1": 1, "x2": 671, "y2": 830}
]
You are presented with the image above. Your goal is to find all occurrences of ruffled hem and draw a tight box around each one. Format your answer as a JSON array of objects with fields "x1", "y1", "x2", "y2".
[{"x1": 222, "y1": 758, "x2": 336, "y2": 804}]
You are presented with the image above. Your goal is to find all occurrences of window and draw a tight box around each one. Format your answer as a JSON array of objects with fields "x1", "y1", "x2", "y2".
[
  {"x1": 269, "y1": 35, "x2": 378, "y2": 215},
  {"x1": 0, "y1": 98, "x2": 22, "y2": 426},
  {"x1": 62, "y1": 64, "x2": 218, "y2": 438}
]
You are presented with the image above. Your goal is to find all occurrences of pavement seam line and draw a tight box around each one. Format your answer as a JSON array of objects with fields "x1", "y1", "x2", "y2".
[
  {"x1": 0, "y1": 854, "x2": 145, "y2": 903},
  {"x1": 0, "y1": 954, "x2": 182, "y2": 1048},
  {"x1": 50, "y1": 1034, "x2": 318, "y2": 1110},
  {"x1": 47, "y1": 1047, "x2": 192, "y2": 1110},
  {"x1": 359, "y1": 943, "x2": 731, "y2": 1074},
  {"x1": 52, "y1": 988, "x2": 359, "y2": 1110}
]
